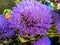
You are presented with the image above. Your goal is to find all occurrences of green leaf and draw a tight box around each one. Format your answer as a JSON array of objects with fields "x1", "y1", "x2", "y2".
[
  {"x1": 14, "y1": 0, "x2": 21, "y2": 3},
  {"x1": 3, "y1": 9, "x2": 11, "y2": 15},
  {"x1": 20, "y1": 37, "x2": 29, "y2": 43}
]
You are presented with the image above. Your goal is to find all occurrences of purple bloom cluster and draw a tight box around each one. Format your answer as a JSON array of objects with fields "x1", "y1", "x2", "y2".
[
  {"x1": 0, "y1": 15, "x2": 16, "y2": 39},
  {"x1": 33, "y1": 37, "x2": 51, "y2": 45},
  {"x1": 9, "y1": 1, "x2": 52, "y2": 36},
  {"x1": 1, "y1": 1, "x2": 60, "y2": 45}
]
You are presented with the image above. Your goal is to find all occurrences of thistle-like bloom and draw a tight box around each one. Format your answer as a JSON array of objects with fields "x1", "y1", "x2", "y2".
[
  {"x1": 9, "y1": 1, "x2": 52, "y2": 36},
  {"x1": 0, "y1": 15, "x2": 16, "y2": 39},
  {"x1": 33, "y1": 37, "x2": 51, "y2": 45}
]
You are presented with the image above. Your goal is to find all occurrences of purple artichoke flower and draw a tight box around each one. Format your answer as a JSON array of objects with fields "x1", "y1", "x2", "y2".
[
  {"x1": 0, "y1": 15, "x2": 16, "y2": 39},
  {"x1": 33, "y1": 37, "x2": 51, "y2": 45},
  {"x1": 9, "y1": 1, "x2": 52, "y2": 36}
]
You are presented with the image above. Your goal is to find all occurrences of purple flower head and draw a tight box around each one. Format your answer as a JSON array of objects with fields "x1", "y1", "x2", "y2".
[
  {"x1": 0, "y1": 15, "x2": 6, "y2": 27},
  {"x1": 9, "y1": 1, "x2": 52, "y2": 36},
  {"x1": 33, "y1": 37, "x2": 51, "y2": 45},
  {"x1": 0, "y1": 15, "x2": 16, "y2": 39}
]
